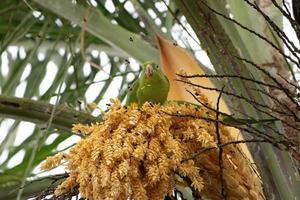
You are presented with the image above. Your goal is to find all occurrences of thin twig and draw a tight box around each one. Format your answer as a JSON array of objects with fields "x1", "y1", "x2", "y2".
[
  {"x1": 233, "y1": 55, "x2": 300, "y2": 110},
  {"x1": 177, "y1": 73, "x2": 281, "y2": 90},
  {"x1": 175, "y1": 173, "x2": 203, "y2": 199},
  {"x1": 182, "y1": 139, "x2": 273, "y2": 162},
  {"x1": 247, "y1": 87, "x2": 300, "y2": 123},
  {"x1": 161, "y1": 0, "x2": 202, "y2": 47},
  {"x1": 80, "y1": 8, "x2": 112, "y2": 77},
  {"x1": 176, "y1": 79, "x2": 292, "y2": 117},
  {"x1": 243, "y1": 0, "x2": 300, "y2": 63},
  {"x1": 198, "y1": 0, "x2": 300, "y2": 69},
  {"x1": 188, "y1": 89, "x2": 298, "y2": 146},
  {"x1": 215, "y1": 86, "x2": 227, "y2": 199}
]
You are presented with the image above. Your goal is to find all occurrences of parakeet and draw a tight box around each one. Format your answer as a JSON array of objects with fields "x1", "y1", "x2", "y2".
[
  {"x1": 125, "y1": 61, "x2": 277, "y2": 125},
  {"x1": 125, "y1": 61, "x2": 170, "y2": 106}
]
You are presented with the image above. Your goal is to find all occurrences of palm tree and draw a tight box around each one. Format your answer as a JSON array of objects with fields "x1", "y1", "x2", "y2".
[{"x1": 0, "y1": 0, "x2": 299, "y2": 199}]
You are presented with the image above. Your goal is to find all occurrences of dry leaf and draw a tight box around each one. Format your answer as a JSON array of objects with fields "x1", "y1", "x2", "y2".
[
  {"x1": 157, "y1": 35, "x2": 255, "y2": 166},
  {"x1": 157, "y1": 35, "x2": 230, "y2": 113}
]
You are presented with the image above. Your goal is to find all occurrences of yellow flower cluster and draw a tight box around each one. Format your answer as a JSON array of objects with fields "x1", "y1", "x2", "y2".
[
  {"x1": 42, "y1": 99, "x2": 216, "y2": 199},
  {"x1": 42, "y1": 93, "x2": 263, "y2": 199},
  {"x1": 41, "y1": 152, "x2": 67, "y2": 170},
  {"x1": 178, "y1": 71, "x2": 264, "y2": 199}
]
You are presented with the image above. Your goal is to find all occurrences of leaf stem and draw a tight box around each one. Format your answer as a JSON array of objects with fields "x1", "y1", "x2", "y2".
[{"x1": 0, "y1": 95, "x2": 98, "y2": 132}]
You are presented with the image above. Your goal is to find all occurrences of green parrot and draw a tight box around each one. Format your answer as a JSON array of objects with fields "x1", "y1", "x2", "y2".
[
  {"x1": 125, "y1": 61, "x2": 277, "y2": 126},
  {"x1": 125, "y1": 61, "x2": 169, "y2": 106}
]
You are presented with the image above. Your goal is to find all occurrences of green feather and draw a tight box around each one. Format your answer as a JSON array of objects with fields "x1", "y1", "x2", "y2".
[
  {"x1": 124, "y1": 62, "x2": 276, "y2": 126},
  {"x1": 125, "y1": 80, "x2": 139, "y2": 106},
  {"x1": 125, "y1": 61, "x2": 169, "y2": 106}
]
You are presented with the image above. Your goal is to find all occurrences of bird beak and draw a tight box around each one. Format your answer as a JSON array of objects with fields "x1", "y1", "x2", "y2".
[{"x1": 145, "y1": 64, "x2": 154, "y2": 78}]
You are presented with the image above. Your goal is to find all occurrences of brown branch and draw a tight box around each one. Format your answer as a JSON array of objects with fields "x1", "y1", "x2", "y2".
[{"x1": 215, "y1": 86, "x2": 227, "y2": 199}]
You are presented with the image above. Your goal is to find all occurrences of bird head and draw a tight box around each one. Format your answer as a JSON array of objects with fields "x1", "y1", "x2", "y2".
[{"x1": 142, "y1": 61, "x2": 160, "y2": 78}]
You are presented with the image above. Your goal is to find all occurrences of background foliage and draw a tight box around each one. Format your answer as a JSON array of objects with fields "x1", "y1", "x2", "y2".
[{"x1": 0, "y1": 0, "x2": 299, "y2": 199}]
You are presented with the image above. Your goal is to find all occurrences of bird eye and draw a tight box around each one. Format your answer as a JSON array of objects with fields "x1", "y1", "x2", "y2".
[{"x1": 156, "y1": 65, "x2": 159, "y2": 68}]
